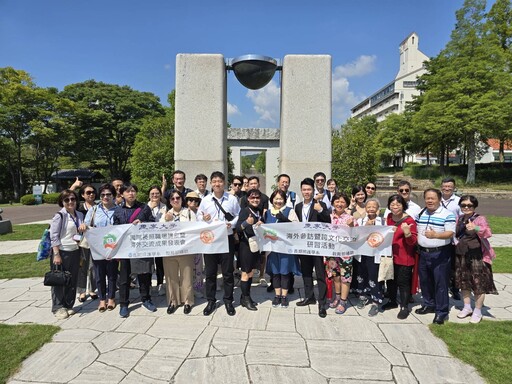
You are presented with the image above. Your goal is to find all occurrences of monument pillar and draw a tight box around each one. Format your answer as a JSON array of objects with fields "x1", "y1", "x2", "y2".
[
  {"x1": 175, "y1": 54, "x2": 227, "y2": 180},
  {"x1": 280, "y1": 55, "x2": 332, "y2": 195}
]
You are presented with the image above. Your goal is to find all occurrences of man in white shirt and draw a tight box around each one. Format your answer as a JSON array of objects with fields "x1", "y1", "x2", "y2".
[
  {"x1": 383, "y1": 180, "x2": 421, "y2": 219},
  {"x1": 197, "y1": 171, "x2": 240, "y2": 317}
]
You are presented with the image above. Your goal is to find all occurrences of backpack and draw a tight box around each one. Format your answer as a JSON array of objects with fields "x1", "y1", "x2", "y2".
[{"x1": 36, "y1": 212, "x2": 63, "y2": 261}]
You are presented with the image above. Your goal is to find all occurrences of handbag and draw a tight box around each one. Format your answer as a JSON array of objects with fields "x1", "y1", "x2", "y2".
[
  {"x1": 79, "y1": 206, "x2": 97, "y2": 249},
  {"x1": 44, "y1": 265, "x2": 72, "y2": 287}
]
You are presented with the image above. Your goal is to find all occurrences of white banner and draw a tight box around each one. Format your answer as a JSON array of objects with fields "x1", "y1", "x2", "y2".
[
  {"x1": 253, "y1": 223, "x2": 394, "y2": 258},
  {"x1": 85, "y1": 221, "x2": 229, "y2": 260}
]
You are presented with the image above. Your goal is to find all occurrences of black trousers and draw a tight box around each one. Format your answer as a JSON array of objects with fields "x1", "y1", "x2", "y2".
[
  {"x1": 50, "y1": 249, "x2": 80, "y2": 312},
  {"x1": 204, "y1": 235, "x2": 235, "y2": 303},
  {"x1": 93, "y1": 259, "x2": 119, "y2": 300},
  {"x1": 299, "y1": 255, "x2": 327, "y2": 305},
  {"x1": 154, "y1": 257, "x2": 164, "y2": 286},
  {"x1": 118, "y1": 260, "x2": 152, "y2": 307},
  {"x1": 386, "y1": 264, "x2": 414, "y2": 307}
]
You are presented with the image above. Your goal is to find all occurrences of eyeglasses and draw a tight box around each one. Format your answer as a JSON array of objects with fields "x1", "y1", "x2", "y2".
[
  {"x1": 100, "y1": 193, "x2": 112, "y2": 198},
  {"x1": 85, "y1": 191, "x2": 95, "y2": 195},
  {"x1": 315, "y1": 179, "x2": 325, "y2": 183},
  {"x1": 366, "y1": 186, "x2": 376, "y2": 190},
  {"x1": 63, "y1": 197, "x2": 76, "y2": 203},
  {"x1": 186, "y1": 198, "x2": 200, "y2": 203},
  {"x1": 233, "y1": 183, "x2": 242, "y2": 187},
  {"x1": 171, "y1": 197, "x2": 181, "y2": 201},
  {"x1": 248, "y1": 196, "x2": 261, "y2": 199},
  {"x1": 399, "y1": 189, "x2": 410, "y2": 193},
  {"x1": 460, "y1": 204, "x2": 474, "y2": 209}
]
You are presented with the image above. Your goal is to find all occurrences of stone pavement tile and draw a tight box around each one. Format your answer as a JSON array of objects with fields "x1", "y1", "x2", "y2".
[
  {"x1": 97, "y1": 348, "x2": 146, "y2": 372},
  {"x1": 188, "y1": 325, "x2": 218, "y2": 358},
  {"x1": 483, "y1": 291, "x2": 512, "y2": 308},
  {"x1": 266, "y1": 307, "x2": 296, "y2": 332},
  {"x1": 392, "y1": 366, "x2": 418, "y2": 384},
  {"x1": 493, "y1": 274, "x2": 512, "y2": 286},
  {"x1": 0, "y1": 301, "x2": 30, "y2": 321},
  {"x1": 211, "y1": 327, "x2": 248, "y2": 356},
  {"x1": 363, "y1": 307, "x2": 421, "y2": 324},
  {"x1": 53, "y1": 328, "x2": 101, "y2": 342},
  {"x1": 372, "y1": 342, "x2": 407, "y2": 366},
  {"x1": 173, "y1": 354, "x2": 248, "y2": 383},
  {"x1": 124, "y1": 334, "x2": 159, "y2": 351},
  {"x1": 246, "y1": 330, "x2": 308, "y2": 367},
  {"x1": 405, "y1": 353, "x2": 484, "y2": 384},
  {"x1": 296, "y1": 314, "x2": 387, "y2": 342},
  {"x1": 59, "y1": 310, "x2": 126, "y2": 331},
  {"x1": 12, "y1": 342, "x2": 98, "y2": 383},
  {"x1": 209, "y1": 306, "x2": 270, "y2": 330},
  {"x1": 0, "y1": 240, "x2": 39, "y2": 255},
  {"x1": 92, "y1": 332, "x2": 135, "y2": 353},
  {"x1": 116, "y1": 315, "x2": 157, "y2": 334},
  {"x1": 0, "y1": 288, "x2": 27, "y2": 301},
  {"x1": 0, "y1": 277, "x2": 41, "y2": 288},
  {"x1": 248, "y1": 365, "x2": 328, "y2": 383},
  {"x1": 4, "y1": 305, "x2": 60, "y2": 325},
  {"x1": 133, "y1": 355, "x2": 184, "y2": 381},
  {"x1": 147, "y1": 338, "x2": 194, "y2": 358},
  {"x1": 484, "y1": 306, "x2": 512, "y2": 320},
  {"x1": 380, "y1": 324, "x2": 450, "y2": 356},
  {"x1": 69, "y1": 361, "x2": 126, "y2": 384},
  {"x1": 12, "y1": 288, "x2": 49, "y2": 302},
  {"x1": 146, "y1": 315, "x2": 210, "y2": 340},
  {"x1": 330, "y1": 380, "x2": 393, "y2": 384},
  {"x1": 119, "y1": 371, "x2": 167, "y2": 384},
  {"x1": 308, "y1": 340, "x2": 392, "y2": 381}
]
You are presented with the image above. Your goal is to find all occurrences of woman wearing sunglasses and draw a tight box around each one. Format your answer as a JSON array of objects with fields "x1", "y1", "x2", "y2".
[
  {"x1": 84, "y1": 184, "x2": 119, "y2": 312},
  {"x1": 454, "y1": 195, "x2": 497, "y2": 324},
  {"x1": 76, "y1": 184, "x2": 98, "y2": 303},
  {"x1": 49, "y1": 189, "x2": 86, "y2": 319}
]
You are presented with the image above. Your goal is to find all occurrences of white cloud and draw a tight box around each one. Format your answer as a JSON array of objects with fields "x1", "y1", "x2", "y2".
[
  {"x1": 332, "y1": 55, "x2": 377, "y2": 125},
  {"x1": 246, "y1": 80, "x2": 280, "y2": 126},
  {"x1": 227, "y1": 102, "x2": 241, "y2": 117},
  {"x1": 164, "y1": 63, "x2": 171, "y2": 70}
]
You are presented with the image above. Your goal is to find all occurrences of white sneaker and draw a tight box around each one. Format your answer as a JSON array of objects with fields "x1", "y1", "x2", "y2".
[
  {"x1": 469, "y1": 312, "x2": 482, "y2": 324},
  {"x1": 67, "y1": 309, "x2": 76, "y2": 316},
  {"x1": 54, "y1": 308, "x2": 69, "y2": 320},
  {"x1": 457, "y1": 307, "x2": 473, "y2": 319},
  {"x1": 259, "y1": 278, "x2": 268, "y2": 287},
  {"x1": 253, "y1": 269, "x2": 260, "y2": 279}
]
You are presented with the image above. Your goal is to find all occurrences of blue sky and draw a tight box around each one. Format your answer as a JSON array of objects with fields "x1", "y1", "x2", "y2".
[{"x1": 1, "y1": 0, "x2": 467, "y2": 128}]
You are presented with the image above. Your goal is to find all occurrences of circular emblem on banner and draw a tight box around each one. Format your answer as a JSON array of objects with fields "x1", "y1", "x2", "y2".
[
  {"x1": 200, "y1": 230, "x2": 215, "y2": 244},
  {"x1": 366, "y1": 232, "x2": 384, "y2": 248},
  {"x1": 103, "y1": 234, "x2": 118, "y2": 249}
]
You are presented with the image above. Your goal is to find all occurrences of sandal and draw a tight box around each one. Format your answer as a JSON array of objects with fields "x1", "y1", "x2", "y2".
[
  {"x1": 89, "y1": 293, "x2": 98, "y2": 300},
  {"x1": 98, "y1": 301, "x2": 107, "y2": 313},
  {"x1": 107, "y1": 299, "x2": 116, "y2": 311},
  {"x1": 335, "y1": 299, "x2": 348, "y2": 315},
  {"x1": 78, "y1": 294, "x2": 86, "y2": 303},
  {"x1": 329, "y1": 297, "x2": 340, "y2": 309}
]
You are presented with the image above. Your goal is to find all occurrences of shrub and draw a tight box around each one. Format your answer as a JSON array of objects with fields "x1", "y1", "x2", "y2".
[
  {"x1": 42, "y1": 193, "x2": 60, "y2": 204},
  {"x1": 20, "y1": 194, "x2": 36, "y2": 205}
]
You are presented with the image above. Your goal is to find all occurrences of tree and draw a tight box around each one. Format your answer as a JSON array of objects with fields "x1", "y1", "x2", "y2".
[
  {"x1": 254, "y1": 151, "x2": 266, "y2": 173},
  {"x1": 61, "y1": 80, "x2": 165, "y2": 180},
  {"x1": 241, "y1": 156, "x2": 252, "y2": 174},
  {"x1": 332, "y1": 116, "x2": 379, "y2": 190}
]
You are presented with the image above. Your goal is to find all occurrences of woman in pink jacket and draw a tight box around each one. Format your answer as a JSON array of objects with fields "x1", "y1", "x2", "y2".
[{"x1": 454, "y1": 195, "x2": 497, "y2": 324}]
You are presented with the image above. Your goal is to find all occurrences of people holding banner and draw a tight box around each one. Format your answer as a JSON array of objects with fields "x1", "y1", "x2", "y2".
[
  {"x1": 328, "y1": 192, "x2": 354, "y2": 315},
  {"x1": 148, "y1": 185, "x2": 167, "y2": 297},
  {"x1": 197, "y1": 171, "x2": 241, "y2": 316},
  {"x1": 354, "y1": 198, "x2": 385, "y2": 317},
  {"x1": 160, "y1": 190, "x2": 196, "y2": 314},
  {"x1": 264, "y1": 189, "x2": 300, "y2": 308},
  {"x1": 183, "y1": 191, "x2": 205, "y2": 298},
  {"x1": 383, "y1": 194, "x2": 418, "y2": 319},
  {"x1": 236, "y1": 188, "x2": 265, "y2": 311},
  {"x1": 84, "y1": 183, "x2": 119, "y2": 312},
  {"x1": 49, "y1": 189, "x2": 85, "y2": 319},
  {"x1": 295, "y1": 177, "x2": 331, "y2": 318},
  {"x1": 114, "y1": 183, "x2": 156, "y2": 318}
]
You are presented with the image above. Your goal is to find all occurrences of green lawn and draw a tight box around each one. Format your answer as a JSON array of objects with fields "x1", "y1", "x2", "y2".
[
  {"x1": 487, "y1": 216, "x2": 512, "y2": 234},
  {"x1": 430, "y1": 321, "x2": 512, "y2": 384},
  {"x1": 0, "y1": 224, "x2": 48, "y2": 241},
  {"x1": 0, "y1": 253, "x2": 47, "y2": 279},
  {"x1": 0, "y1": 324, "x2": 59, "y2": 383},
  {"x1": 493, "y1": 248, "x2": 512, "y2": 274}
]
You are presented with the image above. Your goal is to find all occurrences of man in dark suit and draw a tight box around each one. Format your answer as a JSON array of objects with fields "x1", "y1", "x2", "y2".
[{"x1": 294, "y1": 177, "x2": 331, "y2": 318}]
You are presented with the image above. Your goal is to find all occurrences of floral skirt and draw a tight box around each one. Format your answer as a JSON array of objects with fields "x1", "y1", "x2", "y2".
[
  {"x1": 325, "y1": 256, "x2": 353, "y2": 283},
  {"x1": 454, "y1": 252, "x2": 497, "y2": 296},
  {"x1": 354, "y1": 255, "x2": 383, "y2": 304}
]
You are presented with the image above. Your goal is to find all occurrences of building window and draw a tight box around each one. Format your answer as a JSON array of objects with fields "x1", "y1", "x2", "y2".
[{"x1": 403, "y1": 81, "x2": 418, "y2": 88}]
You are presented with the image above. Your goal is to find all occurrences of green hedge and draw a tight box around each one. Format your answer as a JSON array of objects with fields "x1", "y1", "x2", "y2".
[
  {"x1": 20, "y1": 194, "x2": 36, "y2": 205},
  {"x1": 404, "y1": 163, "x2": 512, "y2": 184},
  {"x1": 42, "y1": 193, "x2": 59, "y2": 204}
]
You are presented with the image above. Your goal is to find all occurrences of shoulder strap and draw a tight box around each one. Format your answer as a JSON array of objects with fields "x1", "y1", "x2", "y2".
[
  {"x1": 213, "y1": 197, "x2": 228, "y2": 215},
  {"x1": 128, "y1": 207, "x2": 142, "y2": 223},
  {"x1": 90, "y1": 205, "x2": 98, "y2": 227},
  {"x1": 393, "y1": 214, "x2": 409, "y2": 227},
  {"x1": 417, "y1": 207, "x2": 428, "y2": 221}
]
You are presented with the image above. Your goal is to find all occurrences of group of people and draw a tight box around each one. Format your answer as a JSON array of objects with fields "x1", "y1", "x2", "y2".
[{"x1": 48, "y1": 171, "x2": 497, "y2": 325}]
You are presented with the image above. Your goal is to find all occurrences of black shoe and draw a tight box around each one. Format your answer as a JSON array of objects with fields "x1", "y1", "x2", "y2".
[
  {"x1": 240, "y1": 294, "x2": 258, "y2": 307},
  {"x1": 183, "y1": 304, "x2": 192, "y2": 314},
  {"x1": 203, "y1": 301, "x2": 216, "y2": 316},
  {"x1": 167, "y1": 304, "x2": 178, "y2": 315},
  {"x1": 319, "y1": 306, "x2": 327, "y2": 318},
  {"x1": 240, "y1": 295, "x2": 257, "y2": 311},
  {"x1": 450, "y1": 290, "x2": 461, "y2": 301},
  {"x1": 433, "y1": 314, "x2": 446, "y2": 324},
  {"x1": 266, "y1": 284, "x2": 274, "y2": 293},
  {"x1": 382, "y1": 301, "x2": 399, "y2": 311},
  {"x1": 288, "y1": 287, "x2": 295, "y2": 295},
  {"x1": 225, "y1": 302, "x2": 236, "y2": 316},
  {"x1": 296, "y1": 297, "x2": 317, "y2": 307},
  {"x1": 397, "y1": 307, "x2": 410, "y2": 320},
  {"x1": 414, "y1": 305, "x2": 436, "y2": 315}
]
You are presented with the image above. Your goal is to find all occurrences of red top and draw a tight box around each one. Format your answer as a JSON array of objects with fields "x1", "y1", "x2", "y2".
[{"x1": 386, "y1": 214, "x2": 418, "y2": 266}]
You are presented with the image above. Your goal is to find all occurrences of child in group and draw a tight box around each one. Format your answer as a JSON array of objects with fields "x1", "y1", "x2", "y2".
[{"x1": 354, "y1": 198, "x2": 384, "y2": 317}]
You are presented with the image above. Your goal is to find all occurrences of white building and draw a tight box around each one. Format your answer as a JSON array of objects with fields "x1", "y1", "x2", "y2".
[{"x1": 351, "y1": 32, "x2": 429, "y2": 122}]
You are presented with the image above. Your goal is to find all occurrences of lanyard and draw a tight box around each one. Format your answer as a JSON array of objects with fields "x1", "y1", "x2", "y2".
[
  {"x1": 248, "y1": 207, "x2": 260, "y2": 221},
  {"x1": 68, "y1": 211, "x2": 79, "y2": 229},
  {"x1": 99, "y1": 204, "x2": 114, "y2": 225},
  {"x1": 302, "y1": 202, "x2": 312, "y2": 222},
  {"x1": 214, "y1": 196, "x2": 226, "y2": 219}
]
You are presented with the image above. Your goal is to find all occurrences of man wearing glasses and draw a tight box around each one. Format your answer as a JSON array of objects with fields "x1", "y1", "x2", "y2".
[
  {"x1": 383, "y1": 180, "x2": 422, "y2": 219},
  {"x1": 229, "y1": 175, "x2": 246, "y2": 203},
  {"x1": 194, "y1": 174, "x2": 210, "y2": 199},
  {"x1": 313, "y1": 172, "x2": 332, "y2": 211}
]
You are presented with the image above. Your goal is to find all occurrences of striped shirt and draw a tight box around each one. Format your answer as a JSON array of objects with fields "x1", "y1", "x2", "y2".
[{"x1": 416, "y1": 206, "x2": 456, "y2": 248}]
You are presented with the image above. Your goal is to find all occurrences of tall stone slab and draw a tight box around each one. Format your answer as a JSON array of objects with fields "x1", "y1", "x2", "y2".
[
  {"x1": 175, "y1": 54, "x2": 227, "y2": 180},
  {"x1": 280, "y1": 55, "x2": 332, "y2": 195}
]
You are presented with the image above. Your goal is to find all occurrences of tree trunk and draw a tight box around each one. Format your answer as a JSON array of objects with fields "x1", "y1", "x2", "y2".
[
  {"x1": 466, "y1": 131, "x2": 476, "y2": 184},
  {"x1": 499, "y1": 139, "x2": 504, "y2": 163},
  {"x1": 439, "y1": 144, "x2": 446, "y2": 174}
]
